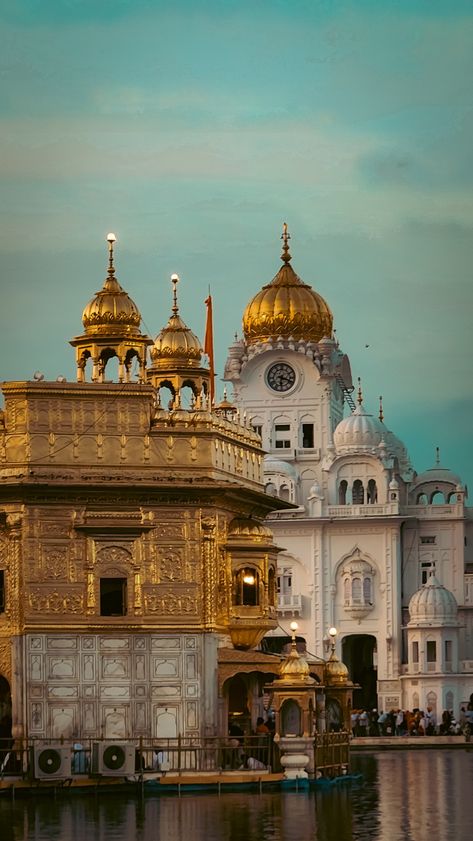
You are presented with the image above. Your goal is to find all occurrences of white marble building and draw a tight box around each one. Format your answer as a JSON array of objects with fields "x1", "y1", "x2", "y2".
[{"x1": 224, "y1": 228, "x2": 473, "y2": 717}]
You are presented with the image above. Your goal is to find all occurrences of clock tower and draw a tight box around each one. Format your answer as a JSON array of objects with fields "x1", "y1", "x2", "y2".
[{"x1": 224, "y1": 225, "x2": 353, "y2": 508}]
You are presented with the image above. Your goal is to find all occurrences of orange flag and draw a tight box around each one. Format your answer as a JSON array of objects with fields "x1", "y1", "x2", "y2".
[{"x1": 204, "y1": 294, "x2": 215, "y2": 405}]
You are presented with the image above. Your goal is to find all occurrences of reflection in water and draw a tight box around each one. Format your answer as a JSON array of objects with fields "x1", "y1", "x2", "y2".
[{"x1": 0, "y1": 751, "x2": 472, "y2": 841}]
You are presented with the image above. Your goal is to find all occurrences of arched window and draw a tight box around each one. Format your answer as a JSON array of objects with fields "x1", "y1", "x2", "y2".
[
  {"x1": 268, "y1": 567, "x2": 276, "y2": 608},
  {"x1": 341, "y1": 553, "x2": 375, "y2": 616},
  {"x1": 352, "y1": 480, "x2": 364, "y2": 504},
  {"x1": 233, "y1": 568, "x2": 259, "y2": 606},
  {"x1": 416, "y1": 493, "x2": 428, "y2": 504},
  {"x1": 339, "y1": 480, "x2": 348, "y2": 505},
  {"x1": 431, "y1": 491, "x2": 445, "y2": 505},
  {"x1": 447, "y1": 491, "x2": 457, "y2": 503},
  {"x1": 352, "y1": 577, "x2": 362, "y2": 603},
  {"x1": 279, "y1": 484, "x2": 290, "y2": 501},
  {"x1": 367, "y1": 479, "x2": 377, "y2": 504},
  {"x1": 344, "y1": 579, "x2": 350, "y2": 602},
  {"x1": 265, "y1": 483, "x2": 277, "y2": 497}
]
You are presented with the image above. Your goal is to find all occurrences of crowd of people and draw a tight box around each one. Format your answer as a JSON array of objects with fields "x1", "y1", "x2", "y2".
[{"x1": 350, "y1": 702, "x2": 473, "y2": 737}]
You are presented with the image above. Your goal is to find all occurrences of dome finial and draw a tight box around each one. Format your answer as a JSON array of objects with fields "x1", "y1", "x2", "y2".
[
  {"x1": 436, "y1": 445, "x2": 440, "y2": 466},
  {"x1": 378, "y1": 395, "x2": 384, "y2": 423},
  {"x1": 281, "y1": 222, "x2": 292, "y2": 263},
  {"x1": 171, "y1": 273, "x2": 180, "y2": 315},
  {"x1": 357, "y1": 376, "x2": 363, "y2": 405},
  {"x1": 107, "y1": 232, "x2": 117, "y2": 277}
]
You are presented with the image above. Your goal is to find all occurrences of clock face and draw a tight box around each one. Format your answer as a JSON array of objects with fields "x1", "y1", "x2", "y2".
[{"x1": 266, "y1": 362, "x2": 296, "y2": 392}]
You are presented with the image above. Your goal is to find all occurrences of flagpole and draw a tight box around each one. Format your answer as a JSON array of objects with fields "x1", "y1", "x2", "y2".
[{"x1": 204, "y1": 291, "x2": 215, "y2": 406}]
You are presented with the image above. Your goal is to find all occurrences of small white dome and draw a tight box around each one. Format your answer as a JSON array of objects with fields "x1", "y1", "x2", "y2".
[
  {"x1": 264, "y1": 457, "x2": 299, "y2": 481},
  {"x1": 413, "y1": 466, "x2": 462, "y2": 488},
  {"x1": 333, "y1": 403, "x2": 385, "y2": 453},
  {"x1": 408, "y1": 575, "x2": 458, "y2": 627},
  {"x1": 382, "y1": 429, "x2": 412, "y2": 475}
]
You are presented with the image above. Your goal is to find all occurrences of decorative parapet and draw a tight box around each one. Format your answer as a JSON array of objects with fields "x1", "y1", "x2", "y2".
[{"x1": 327, "y1": 504, "x2": 399, "y2": 517}]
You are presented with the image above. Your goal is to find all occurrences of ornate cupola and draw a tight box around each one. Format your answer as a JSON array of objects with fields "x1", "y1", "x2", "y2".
[
  {"x1": 242, "y1": 224, "x2": 333, "y2": 345},
  {"x1": 147, "y1": 274, "x2": 211, "y2": 408},
  {"x1": 70, "y1": 233, "x2": 152, "y2": 383},
  {"x1": 225, "y1": 517, "x2": 279, "y2": 650}
]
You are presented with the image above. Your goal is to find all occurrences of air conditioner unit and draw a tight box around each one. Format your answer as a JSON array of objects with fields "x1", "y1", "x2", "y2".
[
  {"x1": 92, "y1": 742, "x2": 136, "y2": 776},
  {"x1": 34, "y1": 746, "x2": 72, "y2": 780}
]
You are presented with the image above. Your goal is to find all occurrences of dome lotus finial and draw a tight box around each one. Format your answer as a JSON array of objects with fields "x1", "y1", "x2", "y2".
[
  {"x1": 107, "y1": 232, "x2": 117, "y2": 277},
  {"x1": 357, "y1": 377, "x2": 363, "y2": 405},
  {"x1": 171, "y1": 273, "x2": 180, "y2": 315},
  {"x1": 281, "y1": 222, "x2": 291, "y2": 263}
]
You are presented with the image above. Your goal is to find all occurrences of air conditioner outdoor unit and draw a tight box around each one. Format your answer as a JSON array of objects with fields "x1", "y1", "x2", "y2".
[
  {"x1": 33, "y1": 746, "x2": 72, "y2": 780},
  {"x1": 92, "y1": 742, "x2": 136, "y2": 776}
]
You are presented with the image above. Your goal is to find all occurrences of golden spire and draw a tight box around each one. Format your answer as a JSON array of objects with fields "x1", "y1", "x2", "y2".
[
  {"x1": 281, "y1": 222, "x2": 292, "y2": 263},
  {"x1": 171, "y1": 273, "x2": 180, "y2": 315},
  {"x1": 107, "y1": 232, "x2": 117, "y2": 279},
  {"x1": 357, "y1": 376, "x2": 363, "y2": 405},
  {"x1": 379, "y1": 395, "x2": 384, "y2": 423}
]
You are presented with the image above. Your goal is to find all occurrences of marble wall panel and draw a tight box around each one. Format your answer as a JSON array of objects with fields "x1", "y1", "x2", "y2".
[
  {"x1": 30, "y1": 702, "x2": 44, "y2": 731},
  {"x1": 25, "y1": 632, "x2": 203, "y2": 739},
  {"x1": 102, "y1": 705, "x2": 129, "y2": 739},
  {"x1": 99, "y1": 638, "x2": 130, "y2": 651},
  {"x1": 46, "y1": 637, "x2": 77, "y2": 650},
  {"x1": 99, "y1": 685, "x2": 130, "y2": 701},
  {"x1": 151, "y1": 637, "x2": 181, "y2": 650},
  {"x1": 83, "y1": 702, "x2": 97, "y2": 732},
  {"x1": 154, "y1": 705, "x2": 178, "y2": 738},
  {"x1": 49, "y1": 704, "x2": 77, "y2": 739},
  {"x1": 152, "y1": 657, "x2": 180, "y2": 679},
  {"x1": 47, "y1": 656, "x2": 76, "y2": 680},
  {"x1": 151, "y1": 685, "x2": 180, "y2": 699},
  {"x1": 186, "y1": 701, "x2": 198, "y2": 730},
  {"x1": 134, "y1": 654, "x2": 146, "y2": 680},
  {"x1": 100, "y1": 656, "x2": 129, "y2": 680},
  {"x1": 82, "y1": 654, "x2": 95, "y2": 681}
]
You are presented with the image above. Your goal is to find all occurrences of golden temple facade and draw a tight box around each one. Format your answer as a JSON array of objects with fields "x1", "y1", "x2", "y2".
[{"x1": 0, "y1": 238, "x2": 288, "y2": 744}]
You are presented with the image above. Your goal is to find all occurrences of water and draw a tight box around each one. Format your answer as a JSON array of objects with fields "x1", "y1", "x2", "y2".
[{"x1": 1, "y1": 750, "x2": 472, "y2": 841}]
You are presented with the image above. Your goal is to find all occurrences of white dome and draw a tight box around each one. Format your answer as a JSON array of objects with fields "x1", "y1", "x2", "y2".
[
  {"x1": 333, "y1": 403, "x2": 385, "y2": 453},
  {"x1": 382, "y1": 429, "x2": 412, "y2": 475},
  {"x1": 413, "y1": 466, "x2": 462, "y2": 488},
  {"x1": 264, "y1": 457, "x2": 299, "y2": 481},
  {"x1": 408, "y1": 575, "x2": 458, "y2": 627}
]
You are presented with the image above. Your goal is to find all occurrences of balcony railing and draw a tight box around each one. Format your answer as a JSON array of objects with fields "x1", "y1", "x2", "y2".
[
  {"x1": 404, "y1": 504, "x2": 459, "y2": 518},
  {"x1": 327, "y1": 503, "x2": 399, "y2": 517},
  {"x1": 277, "y1": 593, "x2": 302, "y2": 615}
]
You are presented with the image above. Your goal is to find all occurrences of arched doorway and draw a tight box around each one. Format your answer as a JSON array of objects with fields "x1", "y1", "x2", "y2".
[
  {"x1": 0, "y1": 675, "x2": 12, "y2": 741},
  {"x1": 342, "y1": 635, "x2": 377, "y2": 710},
  {"x1": 225, "y1": 674, "x2": 251, "y2": 735}
]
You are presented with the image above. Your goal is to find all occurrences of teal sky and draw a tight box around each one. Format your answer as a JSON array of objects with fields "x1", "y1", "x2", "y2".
[{"x1": 1, "y1": 0, "x2": 472, "y2": 490}]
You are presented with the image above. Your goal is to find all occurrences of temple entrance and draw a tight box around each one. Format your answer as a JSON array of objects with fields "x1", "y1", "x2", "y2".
[
  {"x1": 225, "y1": 674, "x2": 251, "y2": 735},
  {"x1": 0, "y1": 675, "x2": 12, "y2": 742},
  {"x1": 342, "y1": 635, "x2": 377, "y2": 710}
]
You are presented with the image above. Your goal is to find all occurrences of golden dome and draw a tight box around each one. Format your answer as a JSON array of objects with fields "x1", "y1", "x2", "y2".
[
  {"x1": 325, "y1": 651, "x2": 349, "y2": 686},
  {"x1": 82, "y1": 235, "x2": 142, "y2": 337},
  {"x1": 227, "y1": 517, "x2": 274, "y2": 542},
  {"x1": 279, "y1": 644, "x2": 312, "y2": 683},
  {"x1": 242, "y1": 225, "x2": 333, "y2": 345},
  {"x1": 150, "y1": 274, "x2": 202, "y2": 368}
]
